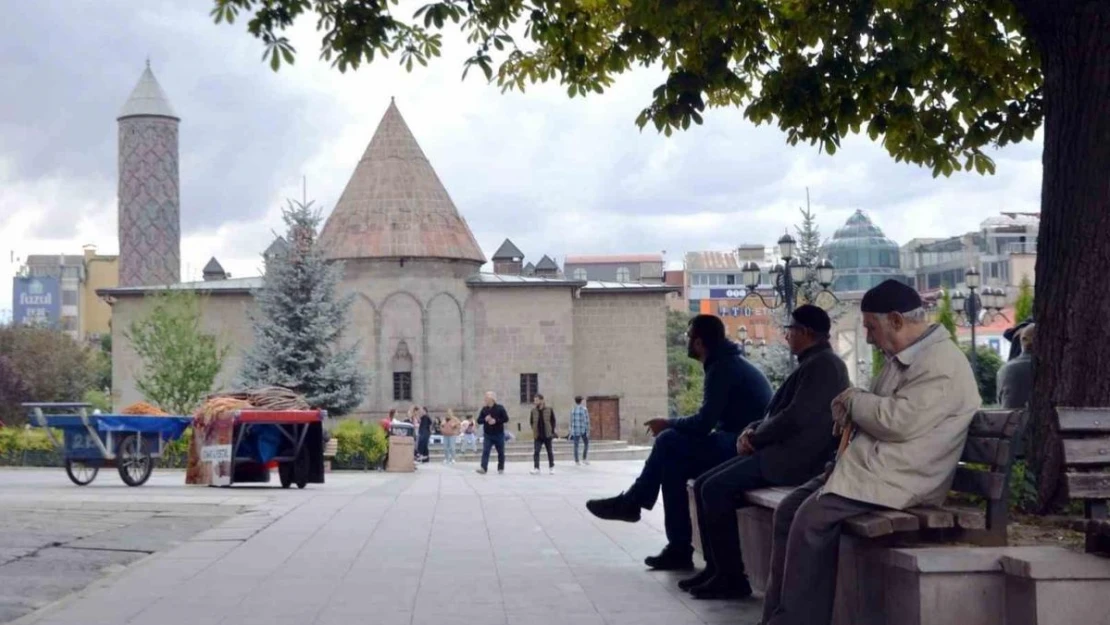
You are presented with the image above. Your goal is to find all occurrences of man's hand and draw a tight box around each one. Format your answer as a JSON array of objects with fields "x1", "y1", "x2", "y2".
[
  {"x1": 831, "y1": 388, "x2": 858, "y2": 436},
  {"x1": 644, "y1": 418, "x2": 670, "y2": 436},
  {"x1": 737, "y1": 430, "x2": 755, "y2": 456},
  {"x1": 485, "y1": 415, "x2": 495, "y2": 425}
]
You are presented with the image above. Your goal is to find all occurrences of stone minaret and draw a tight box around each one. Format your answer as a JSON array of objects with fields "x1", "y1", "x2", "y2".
[{"x1": 117, "y1": 61, "x2": 181, "y2": 287}]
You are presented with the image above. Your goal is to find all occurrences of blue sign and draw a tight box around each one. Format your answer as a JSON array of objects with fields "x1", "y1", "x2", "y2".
[
  {"x1": 709, "y1": 288, "x2": 748, "y2": 299},
  {"x1": 12, "y1": 276, "x2": 60, "y2": 327}
]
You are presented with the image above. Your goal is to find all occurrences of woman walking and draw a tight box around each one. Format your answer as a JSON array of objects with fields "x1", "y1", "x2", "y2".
[{"x1": 416, "y1": 406, "x2": 432, "y2": 463}]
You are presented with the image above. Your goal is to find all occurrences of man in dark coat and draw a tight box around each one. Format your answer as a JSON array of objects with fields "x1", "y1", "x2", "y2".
[
  {"x1": 681, "y1": 305, "x2": 850, "y2": 600},
  {"x1": 586, "y1": 314, "x2": 773, "y2": 571}
]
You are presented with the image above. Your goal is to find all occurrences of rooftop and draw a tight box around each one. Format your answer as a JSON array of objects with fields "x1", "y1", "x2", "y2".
[
  {"x1": 685, "y1": 251, "x2": 742, "y2": 272},
  {"x1": 491, "y1": 239, "x2": 525, "y2": 261},
  {"x1": 98, "y1": 276, "x2": 262, "y2": 298},
  {"x1": 317, "y1": 101, "x2": 485, "y2": 264},
  {"x1": 118, "y1": 62, "x2": 178, "y2": 120}
]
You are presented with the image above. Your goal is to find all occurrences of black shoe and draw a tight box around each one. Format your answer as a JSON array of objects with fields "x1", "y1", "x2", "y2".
[
  {"x1": 678, "y1": 568, "x2": 715, "y2": 592},
  {"x1": 586, "y1": 493, "x2": 642, "y2": 523},
  {"x1": 644, "y1": 544, "x2": 694, "y2": 571},
  {"x1": 689, "y1": 576, "x2": 753, "y2": 600}
]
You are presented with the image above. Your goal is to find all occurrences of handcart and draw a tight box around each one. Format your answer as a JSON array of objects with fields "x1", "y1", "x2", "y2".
[
  {"x1": 192, "y1": 409, "x2": 325, "y2": 489},
  {"x1": 23, "y1": 402, "x2": 191, "y2": 487}
]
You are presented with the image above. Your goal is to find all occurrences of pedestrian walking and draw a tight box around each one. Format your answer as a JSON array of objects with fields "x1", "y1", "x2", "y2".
[
  {"x1": 441, "y1": 409, "x2": 461, "y2": 464},
  {"x1": 417, "y1": 406, "x2": 432, "y2": 463},
  {"x1": 570, "y1": 395, "x2": 590, "y2": 465},
  {"x1": 476, "y1": 392, "x2": 509, "y2": 475},
  {"x1": 530, "y1": 394, "x2": 557, "y2": 475}
]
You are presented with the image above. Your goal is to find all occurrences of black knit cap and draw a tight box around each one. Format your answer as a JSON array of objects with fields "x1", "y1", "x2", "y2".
[
  {"x1": 861, "y1": 279, "x2": 922, "y2": 313},
  {"x1": 786, "y1": 304, "x2": 831, "y2": 336}
]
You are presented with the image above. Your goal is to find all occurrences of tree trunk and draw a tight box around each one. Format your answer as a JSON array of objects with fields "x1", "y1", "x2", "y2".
[{"x1": 1018, "y1": 1, "x2": 1110, "y2": 513}]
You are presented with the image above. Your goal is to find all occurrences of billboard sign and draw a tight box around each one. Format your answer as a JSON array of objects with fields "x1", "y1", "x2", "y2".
[
  {"x1": 709, "y1": 288, "x2": 748, "y2": 299},
  {"x1": 12, "y1": 276, "x2": 60, "y2": 326}
]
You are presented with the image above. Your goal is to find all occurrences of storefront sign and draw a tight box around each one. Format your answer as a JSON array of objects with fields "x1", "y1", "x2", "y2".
[{"x1": 12, "y1": 277, "x2": 60, "y2": 326}]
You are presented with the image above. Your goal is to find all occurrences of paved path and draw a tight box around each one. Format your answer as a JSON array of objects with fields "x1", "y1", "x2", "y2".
[{"x1": 6, "y1": 463, "x2": 763, "y2": 625}]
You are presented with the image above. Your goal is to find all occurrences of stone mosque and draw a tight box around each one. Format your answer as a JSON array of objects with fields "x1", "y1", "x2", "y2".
[{"x1": 102, "y1": 66, "x2": 673, "y2": 443}]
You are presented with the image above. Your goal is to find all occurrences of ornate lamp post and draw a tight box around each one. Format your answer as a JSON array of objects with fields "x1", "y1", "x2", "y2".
[
  {"x1": 951, "y1": 267, "x2": 1009, "y2": 371},
  {"x1": 738, "y1": 233, "x2": 839, "y2": 315},
  {"x1": 736, "y1": 325, "x2": 749, "y2": 356}
]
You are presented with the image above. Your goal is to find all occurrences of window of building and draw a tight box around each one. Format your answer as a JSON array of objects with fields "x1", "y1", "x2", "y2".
[
  {"x1": 62, "y1": 289, "x2": 78, "y2": 306},
  {"x1": 392, "y1": 372, "x2": 412, "y2": 401},
  {"x1": 726, "y1": 274, "x2": 736, "y2": 285},
  {"x1": 61, "y1": 317, "x2": 78, "y2": 332},
  {"x1": 520, "y1": 373, "x2": 539, "y2": 404},
  {"x1": 616, "y1": 267, "x2": 631, "y2": 282},
  {"x1": 573, "y1": 268, "x2": 588, "y2": 281}
]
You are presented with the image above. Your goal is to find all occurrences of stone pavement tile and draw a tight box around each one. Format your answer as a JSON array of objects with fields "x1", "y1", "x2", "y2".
[
  {"x1": 160, "y1": 538, "x2": 243, "y2": 560},
  {"x1": 506, "y1": 610, "x2": 606, "y2": 625},
  {"x1": 314, "y1": 607, "x2": 412, "y2": 625},
  {"x1": 600, "y1": 610, "x2": 710, "y2": 625},
  {"x1": 411, "y1": 603, "x2": 506, "y2": 625}
]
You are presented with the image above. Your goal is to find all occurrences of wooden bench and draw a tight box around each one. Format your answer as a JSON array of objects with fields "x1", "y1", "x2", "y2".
[
  {"x1": 1058, "y1": 407, "x2": 1110, "y2": 555},
  {"x1": 689, "y1": 409, "x2": 1028, "y2": 548}
]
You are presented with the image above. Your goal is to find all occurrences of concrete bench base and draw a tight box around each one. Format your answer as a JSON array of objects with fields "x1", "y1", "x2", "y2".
[{"x1": 727, "y1": 505, "x2": 1110, "y2": 625}]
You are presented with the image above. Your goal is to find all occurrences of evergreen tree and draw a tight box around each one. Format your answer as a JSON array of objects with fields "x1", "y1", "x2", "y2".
[
  {"x1": 240, "y1": 200, "x2": 366, "y2": 415},
  {"x1": 794, "y1": 190, "x2": 822, "y2": 267},
  {"x1": 1014, "y1": 275, "x2": 1034, "y2": 323},
  {"x1": 935, "y1": 289, "x2": 959, "y2": 343}
]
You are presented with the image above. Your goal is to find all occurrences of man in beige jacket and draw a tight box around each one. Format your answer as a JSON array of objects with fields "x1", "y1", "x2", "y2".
[{"x1": 763, "y1": 279, "x2": 981, "y2": 625}]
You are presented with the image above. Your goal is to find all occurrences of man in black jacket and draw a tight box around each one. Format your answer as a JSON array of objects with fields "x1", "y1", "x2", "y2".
[
  {"x1": 476, "y1": 391, "x2": 509, "y2": 474},
  {"x1": 586, "y1": 314, "x2": 773, "y2": 570},
  {"x1": 681, "y1": 305, "x2": 849, "y2": 600}
]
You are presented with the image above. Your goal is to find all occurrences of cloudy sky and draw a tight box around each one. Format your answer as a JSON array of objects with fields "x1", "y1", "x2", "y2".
[{"x1": 0, "y1": 0, "x2": 1044, "y2": 316}]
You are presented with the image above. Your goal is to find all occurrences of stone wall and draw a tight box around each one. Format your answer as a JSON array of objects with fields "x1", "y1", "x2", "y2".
[
  {"x1": 110, "y1": 292, "x2": 255, "y2": 410},
  {"x1": 573, "y1": 292, "x2": 669, "y2": 444},
  {"x1": 117, "y1": 117, "x2": 180, "y2": 287},
  {"x1": 469, "y1": 287, "x2": 576, "y2": 437}
]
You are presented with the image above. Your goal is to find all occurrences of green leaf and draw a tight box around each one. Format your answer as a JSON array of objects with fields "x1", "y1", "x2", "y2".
[{"x1": 269, "y1": 48, "x2": 280, "y2": 71}]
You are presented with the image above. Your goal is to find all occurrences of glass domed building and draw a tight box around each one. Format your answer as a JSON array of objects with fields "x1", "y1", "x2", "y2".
[{"x1": 823, "y1": 210, "x2": 908, "y2": 292}]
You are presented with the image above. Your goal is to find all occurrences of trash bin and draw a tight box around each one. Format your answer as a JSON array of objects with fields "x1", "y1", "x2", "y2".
[{"x1": 386, "y1": 421, "x2": 416, "y2": 472}]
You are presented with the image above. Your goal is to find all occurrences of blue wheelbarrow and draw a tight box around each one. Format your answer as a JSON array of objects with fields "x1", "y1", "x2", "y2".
[{"x1": 23, "y1": 402, "x2": 191, "y2": 487}]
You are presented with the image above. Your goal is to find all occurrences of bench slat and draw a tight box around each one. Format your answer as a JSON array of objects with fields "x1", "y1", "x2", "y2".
[
  {"x1": 1062, "y1": 437, "x2": 1110, "y2": 466},
  {"x1": 952, "y1": 467, "x2": 1007, "y2": 499},
  {"x1": 873, "y1": 510, "x2": 919, "y2": 532},
  {"x1": 845, "y1": 513, "x2": 893, "y2": 538},
  {"x1": 941, "y1": 505, "x2": 987, "y2": 530},
  {"x1": 969, "y1": 410, "x2": 1022, "y2": 437},
  {"x1": 1058, "y1": 407, "x2": 1110, "y2": 433},
  {"x1": 1067, "y1": 472, "x2": 1110, "y2": 499},
  {"x1": 962, "y1": 436, "x2": 1012, "y2": 466},
  {"x1": 743, "y1": 487, "x2": 793, "y2": 509},
  {"x1": 905, "y1": 506, "x2": 955, "y2": 529}
]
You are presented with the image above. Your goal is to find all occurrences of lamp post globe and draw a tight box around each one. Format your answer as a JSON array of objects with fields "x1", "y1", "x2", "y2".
[{"x1": 778, "y1": 233, "x2": 797, "y2": 261}]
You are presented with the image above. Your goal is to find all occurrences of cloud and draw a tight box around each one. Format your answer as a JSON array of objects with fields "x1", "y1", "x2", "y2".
[{"x1": 0, "y1": 0, "x2": 1044, "y2": 316}]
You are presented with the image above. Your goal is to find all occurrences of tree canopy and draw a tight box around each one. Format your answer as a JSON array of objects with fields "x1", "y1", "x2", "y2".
[{"x1": 211, "y1": 0, "x2": 1042, "y2": 177}]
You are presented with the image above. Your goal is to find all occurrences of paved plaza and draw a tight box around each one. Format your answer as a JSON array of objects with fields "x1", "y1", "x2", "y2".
[{"x1": 1, "y1": 462, "x2": 763, "y2": 625}]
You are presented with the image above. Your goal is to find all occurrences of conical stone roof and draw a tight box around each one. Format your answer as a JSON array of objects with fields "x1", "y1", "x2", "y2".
[
  {"x1": 118, "y1": 62, "x2": 178, "y2": 120},
  {"x1": 318, "y1": 101, "x2": 485, "y2": 264}
]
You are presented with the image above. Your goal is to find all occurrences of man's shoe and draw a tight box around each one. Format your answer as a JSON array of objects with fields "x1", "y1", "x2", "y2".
[
  {"x1": 530, "y1": 468, "x2": 541, "y2": 475},
  {"x1": 475, "y1": 468, "x2": 487, "y2": 475},
  {"x1": 689, "y1": 576, "x2": 753, "y2": 601},
  {"x1": 586, "y1": 493, "x2": 641, "y2": 523},
  {"x1": 497, "y1": 469, "x2": 504, "y2": 474},
  {"x1": 549, "y1": 467, "x2": 555, "y2": 475},
  {"x1": 678, "y1": 568, "x2": 715, "y2": 592},
  {"x1": 644, "y1": 544, "x2": 695, "y2": 571}
]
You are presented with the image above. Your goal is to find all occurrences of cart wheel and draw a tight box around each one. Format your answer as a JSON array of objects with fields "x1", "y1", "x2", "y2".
[
  {"x1": 117, "y1": 434, "x2": 153, "y2": 487},
  {"x1": 294, "y1": 448, "x2": 309, "y2": 489},
  {"x1": 65, "y1": 460, "x2": 99, "y2": 486},
  {"x1": 278, "y1": 462, "x2": 293, "y2": 489}
]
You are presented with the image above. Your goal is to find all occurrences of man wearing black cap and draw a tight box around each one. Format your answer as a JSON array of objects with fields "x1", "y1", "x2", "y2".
[
  {"x1": 586, "y1": 314, "x2": 773, "y2": 571},
  {"x1": 762, "y1": 279, "x2": 981, "y2": 625},
  {"x1": 681, "y1": 305, "x2": 849, "y2": 600}
]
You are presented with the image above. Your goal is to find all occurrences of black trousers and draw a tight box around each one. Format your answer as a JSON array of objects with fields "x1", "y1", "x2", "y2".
[
  {"x1": 417, "y1": 433, "x2": 430, "y2": 458},
  {"x1": 533, "y1": 437, "x2": 554, "y2": 468},
  {"x1": 762, "y1": 475, "x2": 880, "y2": 625},
  {"x1": 692, "y1": 454, "x2": 771, "y2": 581}
]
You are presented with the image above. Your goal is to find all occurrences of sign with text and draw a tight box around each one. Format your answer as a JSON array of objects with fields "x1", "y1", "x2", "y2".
[
  {"x1": 12, "y1": 276, "x2": 60, "y2": 326},
  {"x1": 709, "y1": 288, "x2": 748, "y2": 299}
]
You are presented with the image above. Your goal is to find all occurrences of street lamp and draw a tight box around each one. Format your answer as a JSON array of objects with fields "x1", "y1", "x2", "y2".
[
  {"x1": 737, "y1": 325, "x2": 749, "y2": 356},
  {"x1": 759, "y1": 339, "x2": 767, "y2": 358},
  {"x1": 950, "y1": 267, "x2": 1009, "y2": 371},
  {"x1": 738, "y1": 232, "x2": 839, "y2": 315}
]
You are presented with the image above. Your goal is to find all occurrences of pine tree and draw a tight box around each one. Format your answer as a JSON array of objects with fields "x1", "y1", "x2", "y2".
[
  {"x1": 793, "y1": 188, "x2": 825, "y2": 305},
  {"x1": 935, "y1": 289, "x2": 959, "y2": 343},
  {"x1": 1014, "y1": 275, "x2": 1034, "y2": 323},
  {"x1": 240, "y1": 200, "x2": 367, "y2": 415}
]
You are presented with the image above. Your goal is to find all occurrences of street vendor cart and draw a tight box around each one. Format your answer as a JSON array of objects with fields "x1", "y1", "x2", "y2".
[
  {"x1": 23, "y1": 402, "x2": 191, "y2": 487},
  {"x1": 190, "y1": 409, "x2": 325, "y2": 489}
]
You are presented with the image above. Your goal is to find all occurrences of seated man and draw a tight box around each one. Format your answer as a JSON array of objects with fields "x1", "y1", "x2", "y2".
[
  {"x1": 682, "y1": 305, "x2": 849, "y2": 600},
  {"x1": 762, "y1": 280, "x2": 981, "y2": 625},
  {"x1": 997, "y1": 324, "x2": 1034, "y2": 409},
  {"x1": 587, "y1": 314, "x2": 773, "y2": 571}
]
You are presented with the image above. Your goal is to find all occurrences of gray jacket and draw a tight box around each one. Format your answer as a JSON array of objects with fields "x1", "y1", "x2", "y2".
[
  {"x1": 747, "y1": 343, "x2": 850, "y2": 485},
  {"x1": 997, "y1": 353, "x2": 1033, "y2": 409}
]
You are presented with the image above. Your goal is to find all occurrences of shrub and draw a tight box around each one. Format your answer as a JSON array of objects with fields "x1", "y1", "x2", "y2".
[
  {"x1": 333, "y1": 419, "x2": 387, "y2": 468},
  {"x1": 83, "y1": 389, "x2": 112, "y2": 413},
  {"x1": 0, "y1": 427, "x2": 59, "y2": 454}
]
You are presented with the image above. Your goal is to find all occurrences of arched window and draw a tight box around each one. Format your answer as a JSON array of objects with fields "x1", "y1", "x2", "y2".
[
  {"x1": 573, "y1": 268, "x2": 588, "y2": 281},
  {"x1": 392, "y1": 340, "x2": 413, "y2": 401},
  {"x1": 616, "y1": 267, "x2": 631, "y2": 282}
]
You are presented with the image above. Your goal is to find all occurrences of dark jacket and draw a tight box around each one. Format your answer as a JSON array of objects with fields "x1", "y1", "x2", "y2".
[
  {"x1": 747, "y1": 342, "x2": 850, "y2": 485},
  {"x1": 997, "y1": 352, "x2": 1033, "y2": 409},
  {"x1": 418, "y1": 414, "x2": 432, "y2": 437},
  {"x1": 478, "y1": 403, "x2": 510, "y2": 436},
  {"x1": 530, "y1": 406, "x2": 556, "y2": 440},
  {"x1": 668, "y1": 341, "x2": 773, "y2": 436}
]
